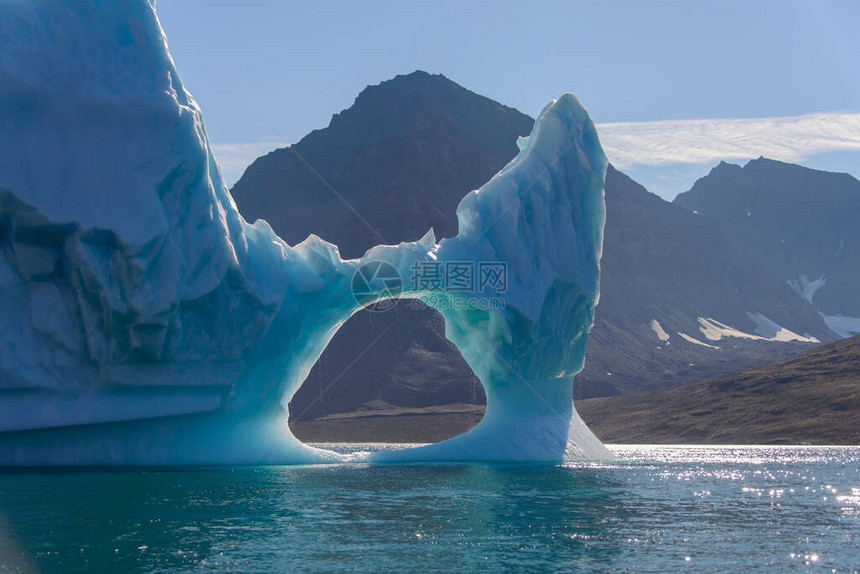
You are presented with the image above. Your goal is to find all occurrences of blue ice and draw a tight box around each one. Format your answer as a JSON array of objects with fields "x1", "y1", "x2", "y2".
[{"x1": 0, "y1": 0, "x2": 609, "y2": 464}]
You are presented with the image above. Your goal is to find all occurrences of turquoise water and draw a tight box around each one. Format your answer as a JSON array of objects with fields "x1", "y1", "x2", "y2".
[{"x1": 0, "y1": 445, "x2": 858, "y2": 573}]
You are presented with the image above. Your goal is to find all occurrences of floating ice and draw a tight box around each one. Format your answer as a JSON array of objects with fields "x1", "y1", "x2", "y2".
[{"x1": 0, "y1": 0, "x2": 610, "y2": 464}]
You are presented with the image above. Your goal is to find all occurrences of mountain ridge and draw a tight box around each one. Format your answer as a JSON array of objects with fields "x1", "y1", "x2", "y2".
[
  {"x1": 675, "y1": 157, "x2": 860, "y2": 335},
  {"x1": 578, "y1": 334, "x2": 860, "y2": 444},
  {"x1": 231, "y1": 71, "x2": 836, "y2": 419},
  {"x1": 291, "y1": 335, "x2": 860, "y2": 445},
  {"x1": 234, "y1": 70, "x2": 534, "y2": 257}
]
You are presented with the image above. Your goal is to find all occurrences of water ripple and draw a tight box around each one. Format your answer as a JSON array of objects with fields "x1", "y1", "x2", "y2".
[{"x1": 0, "y1": 445, "x2": 857, "y2": 573}]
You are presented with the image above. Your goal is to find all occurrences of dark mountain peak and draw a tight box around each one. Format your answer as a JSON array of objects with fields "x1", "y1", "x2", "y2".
[
  {"x1": 744, "y1": 156, "x2": 811, "y2": 173},
  {"x1": 330, "y1": 70, "x2": 459, "y2": 124},
  {"x1": 709, "y1": 160, "x2": 742, "y2": 176},
  {"x1": 345, "y1": 70, "x2": 521, "y2": 117},
  {"x1": 675, "y1": 157, "x2": 860, "y2": 319},
  {"x1": 354, "y1": 70, "x2": 457, "y2": 100},
  {"x1": 367, "y1": 69, "x2": 453, "y2": 91},
  {"x1": 699, "y1": 158, "x2": 848, "y2": 186},
  {"x1": 232, "y1": 72, "x2": 533, "y2": 256},
  {"x1": 681, "y1": 157, "x2": 860, "y2": 201},
  {"x1": 322, "y1": 70, "x2": 532, "y2": 155},
  {"x1": 679, "y1": 157, "x2": 860, "y2": 211},
  {"x1": 232, "y1": 77, "x2": 837, "y2": 418},
  {"x1": 741, "y1": 157, "x2": 860, "y2": 186}
]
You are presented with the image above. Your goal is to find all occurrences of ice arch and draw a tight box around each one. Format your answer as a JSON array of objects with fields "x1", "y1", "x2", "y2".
[
  {"x1": 0, "y1": 0, "x2": 609, "y2": 464},
  {"x1": 287, "y1": 302, "x2": 486, "y2": 441}
]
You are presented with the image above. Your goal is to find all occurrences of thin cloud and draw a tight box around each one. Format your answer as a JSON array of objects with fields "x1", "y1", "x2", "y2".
[
  {"x1": 210, "y1": 141, "x2": 282, "y2": 187},
  {"x1": 211, "y1": 112, "x2": 860, "y2": 191},
  {"x1": 597, "y1": 112, "x2": 860, "y2": 169}
]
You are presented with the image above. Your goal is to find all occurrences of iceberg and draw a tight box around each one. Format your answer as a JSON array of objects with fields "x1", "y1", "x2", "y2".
[{"x1": 0, "y1": 0, "x2": 610, "y2": 464}]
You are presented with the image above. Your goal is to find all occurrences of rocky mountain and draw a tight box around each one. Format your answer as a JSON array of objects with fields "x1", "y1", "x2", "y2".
[
  {"x1": 292, "y1": 335, "x2": 860, "y2": 445},
  {"x1": 231, "y1": 71, "x2": 836, "y2": 420},
  {"x1": 234, "y1": 70, "x2": 533, "y2": 257},
  {"x1": 579, "y1": 165, "x2": 835, "y2": 397},
  {"x1": 577, "y1": 334, "x2": 860, "y2": 445},
  {"x1": 675, "y1": 158, "x2": 860, "y2": 337},
  {"x1": 234, "y1": 71, "x2": 531, "y2": 419}
]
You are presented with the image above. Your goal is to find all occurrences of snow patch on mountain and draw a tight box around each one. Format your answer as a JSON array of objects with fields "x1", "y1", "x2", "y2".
[
  {"x1": 698, "y1": 316, "x2": 819, "y2": 344},
  {"x1": 649, "y1": 319, "x2": 670, "y2": 343},
  {"x1": 821, "y1": 314, "x2": 860, "y2": 338},
  {"x1": 746, "y1": 312, "x2": 821, "y2": 343},
  {"x1": 787, "y1": 275, "x2": 826, "y2": 304},
  {"x1": 678, "y1": 332, "x2": 720, "y2": 349}
]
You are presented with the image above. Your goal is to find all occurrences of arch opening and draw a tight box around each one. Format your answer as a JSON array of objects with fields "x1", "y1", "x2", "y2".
[{"x1": 288, "y1": 298, "x2": 485, "y2": 447}]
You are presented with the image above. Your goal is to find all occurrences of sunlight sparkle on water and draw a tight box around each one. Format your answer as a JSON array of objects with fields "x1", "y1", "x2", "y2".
[{"x1": 0, "y1": 445, "x2": 857, "y2": 572}]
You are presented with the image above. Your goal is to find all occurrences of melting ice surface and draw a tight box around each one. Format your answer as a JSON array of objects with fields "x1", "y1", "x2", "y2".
[{"x1": 0, "y1": 0, "x2": 609, "y2": 465}]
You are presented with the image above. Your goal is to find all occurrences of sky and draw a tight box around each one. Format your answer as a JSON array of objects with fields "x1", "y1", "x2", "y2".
[{"x1": 156, "y1": 1, "x2": 860, "y2": 200}]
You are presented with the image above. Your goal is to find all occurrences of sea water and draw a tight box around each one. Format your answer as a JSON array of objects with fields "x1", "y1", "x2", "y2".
[{"x1": 0, "y1": 445, "x2": 857, "y2": 573}]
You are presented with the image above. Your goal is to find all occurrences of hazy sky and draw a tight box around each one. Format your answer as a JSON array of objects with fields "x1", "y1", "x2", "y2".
[{"x1": 156, "y1": 1, "x2": 859, "y2": 199}]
